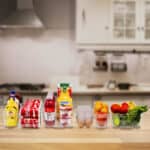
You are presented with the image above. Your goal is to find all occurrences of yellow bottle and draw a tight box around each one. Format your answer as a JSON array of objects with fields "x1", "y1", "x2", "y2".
[{"x1": 5, "y1": 98, "x2": 19, "y2": 127}]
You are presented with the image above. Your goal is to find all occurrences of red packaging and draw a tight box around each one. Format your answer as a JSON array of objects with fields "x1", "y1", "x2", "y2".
[
  {"x1": 20, "y1": 99, "x2": 41, "y2": 128},
  {"x1": 21, "y1": 118, "x2": 39, "y2": 128},
  {"x1": 20, "y1": 99, "x2": 41, "y2": 118},
  {"x1": 44, "y1": 93, "x2": 55, "y2": 127}
]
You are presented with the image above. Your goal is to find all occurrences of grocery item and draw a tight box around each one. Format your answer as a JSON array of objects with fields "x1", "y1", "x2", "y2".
[
  {"x1": 94, "y1": 101, "x2": 109, "y2": 128},
  {"x1": 111, "y1": 104, "x2": 121, "y2": 113},
  {"x1": 127, "y1": 101, "x2": 136, "y2": 110},
  {"x1": 76, "y1": 105, "x2": 93, "y2": 128},
  {"x1": 57, "y1": 83, "x2": 73, "y2": 128},
  {"x1": 8, "y1": 90, "x2": 20, "y2": 109},
  {"x1": 5, "y1": 97, "x2": 19, "y2": 128},
  {"x1": 111, "y1": 102, "x2": 148, "y2": 128},
  {"x1": 44, "y1": 93, "x2": 56, "y2": 127},
  {"x1": 20, "y1": 99, "x2": 41, "y2": 128}
]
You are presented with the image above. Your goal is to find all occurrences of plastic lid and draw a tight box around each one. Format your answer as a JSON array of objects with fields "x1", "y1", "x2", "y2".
[{"x1": 10, "y1": 90, "x2": 16, "y2": 96}]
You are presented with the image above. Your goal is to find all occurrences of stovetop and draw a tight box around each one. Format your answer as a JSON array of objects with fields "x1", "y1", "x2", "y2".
[{"x1": 0, "y1": 83, "x2": 46, "y2": 91}]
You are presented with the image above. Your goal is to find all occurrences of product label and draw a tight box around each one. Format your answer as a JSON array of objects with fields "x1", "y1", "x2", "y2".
[{"x1": 44, "y1": 112, "x2": 55, "y2": 121}]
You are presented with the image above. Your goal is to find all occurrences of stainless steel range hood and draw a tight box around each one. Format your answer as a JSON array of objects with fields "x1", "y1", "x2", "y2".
[{"x1": 0, "y1": 0, "x2": 44, "y2": 28}]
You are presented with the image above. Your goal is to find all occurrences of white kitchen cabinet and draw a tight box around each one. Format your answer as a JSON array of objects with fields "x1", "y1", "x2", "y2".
[
  {"x1": 111, "y1": 0, "x2": 139, "y2": 43},
  {"x1": 140, "y1": 0, "x2": 150, "y2": 43},
  {"x1": 111, "y1": 0, "x2": 150, "y2": 43},
  {"x1": 76, "y1": 0, "x2": 150, "y2": 46},
  {"x1": 76, "y1": 0, "x2": 111, "y2": 44}
]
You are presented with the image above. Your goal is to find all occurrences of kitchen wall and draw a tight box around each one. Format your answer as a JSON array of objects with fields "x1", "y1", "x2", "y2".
[
  {"x1": 80, "y1": 52, "x2": 150, "y2": 85},
  {"x1": 0, "y1": 0, "x2": 81, "y2": 86},
  {"x1": 0, "y1": 0, "x2": 150, "y2": 86},
  {"x1": 0, "y1": 29, "x2": 82, "y2": 84}
]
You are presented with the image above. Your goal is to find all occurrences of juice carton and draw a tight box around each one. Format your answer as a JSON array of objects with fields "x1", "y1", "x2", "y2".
[{"x1": 57, "y1": 83, "x2": 73, "y2": 128}]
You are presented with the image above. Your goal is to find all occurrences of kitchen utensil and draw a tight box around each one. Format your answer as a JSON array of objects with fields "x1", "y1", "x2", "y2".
[
  {"x1": 117, "y1": 83, "x2": 137, "y2": 90},
  {"x1": 87, "y1": 84, "x2": 104, "y2": 89},
  {"x1": 111, "y1": 54, "x2": 127, "y2": 72},
  {"x1": 107, "y1": 80, "x2": 117, "y2": 90},
  {"x1": 93, "y1": 53, "x2": 108, "y2": 71}
]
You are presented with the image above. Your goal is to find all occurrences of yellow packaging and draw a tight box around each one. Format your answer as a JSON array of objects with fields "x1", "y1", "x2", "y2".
[
  {"x1": 5, "y1": 98, "x2": 19, "y2": 127},
  {"x1": 57, "y1": 83, "x2": 73, "y2": 119}
]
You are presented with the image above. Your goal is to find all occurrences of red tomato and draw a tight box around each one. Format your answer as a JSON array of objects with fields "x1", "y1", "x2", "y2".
[
  {"x1": 120, "y1": 103, "x2": 129, "y2": 114},
  {"x1": 111, "y1": 104, "x2": 121, "y2": 113}
]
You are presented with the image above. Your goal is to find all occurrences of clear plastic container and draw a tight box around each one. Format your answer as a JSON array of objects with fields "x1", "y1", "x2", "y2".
[
  {"x1": 95, "y1": 113, "x2": 109, "y2": 128},
  {"x1": 112, "y1": 113, "x2": 140, "y2": 128},
  {"x1": 76, "y1": 105, "x2": 93, "y2": 128},
  {"x1": 20, "y1": 99, "x2": 42, "y2": 128}
]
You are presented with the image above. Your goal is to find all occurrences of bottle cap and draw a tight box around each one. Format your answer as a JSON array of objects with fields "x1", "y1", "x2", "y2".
[
  {"x1": 10, "y1": 90, "x2": 16, "y2": 96},
  {"x1": 46, "y1": 92, "x2": 54, "y2": 100}
]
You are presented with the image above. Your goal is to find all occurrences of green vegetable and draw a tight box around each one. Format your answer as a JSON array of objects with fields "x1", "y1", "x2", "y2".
[
  {"x1": 124, "y1": 105, "x2": 148, "y2": 126},
  {"x1": 112, "y1": 114, "x2": 120, "y2": 126}
]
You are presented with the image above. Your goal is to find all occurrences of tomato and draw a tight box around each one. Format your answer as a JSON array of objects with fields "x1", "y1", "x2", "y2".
[
  {"x1": 120, "y1": 103, "x2": 129, "y2": 114},
  {"x1": 111, "y1": 104, "x2": 121, "y2": 113}
]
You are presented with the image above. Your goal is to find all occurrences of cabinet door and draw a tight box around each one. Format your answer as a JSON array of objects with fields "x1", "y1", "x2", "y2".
[
  {"x1": 111, "y1": 0, "x2": 138, "y2": 43},
  {"x1": 76, "y1": 0, "x2": 110, "y2": 44},
  {"x1": 141, "y1": 0, "x2": 150, "y2": 43}
]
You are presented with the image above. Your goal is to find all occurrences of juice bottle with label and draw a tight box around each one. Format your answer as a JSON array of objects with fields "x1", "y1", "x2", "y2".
[{"x1": 57, "y1": 83, "x2": 73, "y2": 128}]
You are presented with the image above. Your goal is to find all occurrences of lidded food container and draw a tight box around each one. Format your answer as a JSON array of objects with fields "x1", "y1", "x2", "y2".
[
  {"x1": 94, "y1": 101, "x2": 109, "y2": 128},
  {"x1": 76, "y1": 105, "x2": 93, "y2": 128},
  {"x1": 111, "y1": 102, "x2": 148, "y2": 128},
  {"x1": 20, "y1": 99, "x2": 41, "y2": 128}
]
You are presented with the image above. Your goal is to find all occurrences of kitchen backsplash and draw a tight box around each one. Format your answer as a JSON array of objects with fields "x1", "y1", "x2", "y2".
[
  {"x1": 80, "y1": 51, "x2": 150, "y2": 85},
  {"x1": 0, "y1": 29, "x2": 150, "y2": 85}
]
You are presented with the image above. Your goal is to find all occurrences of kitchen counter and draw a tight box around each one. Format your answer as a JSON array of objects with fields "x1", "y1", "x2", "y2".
[
  {"x1": 0, "y1": 110, "x2": 150, "y2": 149},
  {"x1": 1, "y1": 86, "x2": 150, "y2": 96},
  {"x1": 72, "y1": 86, "x2": 150, "y2": 96}
]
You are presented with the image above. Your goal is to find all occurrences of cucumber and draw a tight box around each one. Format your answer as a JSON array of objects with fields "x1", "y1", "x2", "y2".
[{"x1": 112, "y1": 114, "x2": 120, "y2": 126}]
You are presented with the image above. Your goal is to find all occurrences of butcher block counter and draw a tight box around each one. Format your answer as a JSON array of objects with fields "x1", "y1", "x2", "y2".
[{"x1": 0, "y1": 108, "x2": 150, "y2": 150}]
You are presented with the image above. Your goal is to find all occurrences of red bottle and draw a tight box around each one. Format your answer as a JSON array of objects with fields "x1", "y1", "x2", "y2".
[{"x1": 44, "y1": 93, "x2": 55, "y2": 127}]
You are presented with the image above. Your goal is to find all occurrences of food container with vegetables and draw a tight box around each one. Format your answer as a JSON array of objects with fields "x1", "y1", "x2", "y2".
[
  {"x1": 111, "y1": 101, "x2": 148, "y2": 128},
  {"x1": 94, "y1": 101, "x2": 109, "y2": 128}
]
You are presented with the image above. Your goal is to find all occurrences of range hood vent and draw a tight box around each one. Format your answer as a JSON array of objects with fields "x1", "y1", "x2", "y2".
[{"x1": 0, "y1": 0, "x2": 44, "y2": 28}]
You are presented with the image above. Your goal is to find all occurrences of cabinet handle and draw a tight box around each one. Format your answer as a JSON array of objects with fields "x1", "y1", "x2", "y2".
[
  {"x1": 137, "y1": 27, "x2": 140, "y2": 31},
  {"x1": 141, "y1": 27, "x2": 145, "y2": 31},
  {"x1": 82, "y1": 9, "x2": 86, "y2": 25},
  {"x1": 105, "y1": 26, "x2": 109, "y2": 30}
]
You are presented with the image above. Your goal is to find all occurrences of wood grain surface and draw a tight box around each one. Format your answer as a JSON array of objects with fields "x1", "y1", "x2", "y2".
[{"x1": 0, "y1": 110, "x2": 150, "y2": 149}]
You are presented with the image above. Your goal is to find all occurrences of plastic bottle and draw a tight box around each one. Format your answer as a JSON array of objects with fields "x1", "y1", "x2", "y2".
[
  {"x1": 9, "y1": 90, "x2": 20, "y2": 108},
  {"x1": 57, "y1": 83, "x2": 73, "y2": 128},
  {"x1": 44, "y1": 93, "x2": 55, "y2": 127},
  {"x1": 5, "y1": 98, "x2": 19, "y2": 127}
]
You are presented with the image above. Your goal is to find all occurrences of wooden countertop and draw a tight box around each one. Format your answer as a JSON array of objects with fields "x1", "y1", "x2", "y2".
[{"x1": 0, "y1": 110, "x2": 150, "y2": 144}]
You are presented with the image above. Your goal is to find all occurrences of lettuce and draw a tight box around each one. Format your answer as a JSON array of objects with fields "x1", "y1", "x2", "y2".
[{"x1": 125, "y1": 106, "x2": 148, "y2": 125}]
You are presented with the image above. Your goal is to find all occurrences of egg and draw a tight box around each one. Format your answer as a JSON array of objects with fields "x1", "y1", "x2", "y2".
[
  {"x1": 77, "y1": 120, "x2": 84, "y2": 128},
  {"x1": 85, "y1": 119, "x2": 92, "y2": 128}
]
